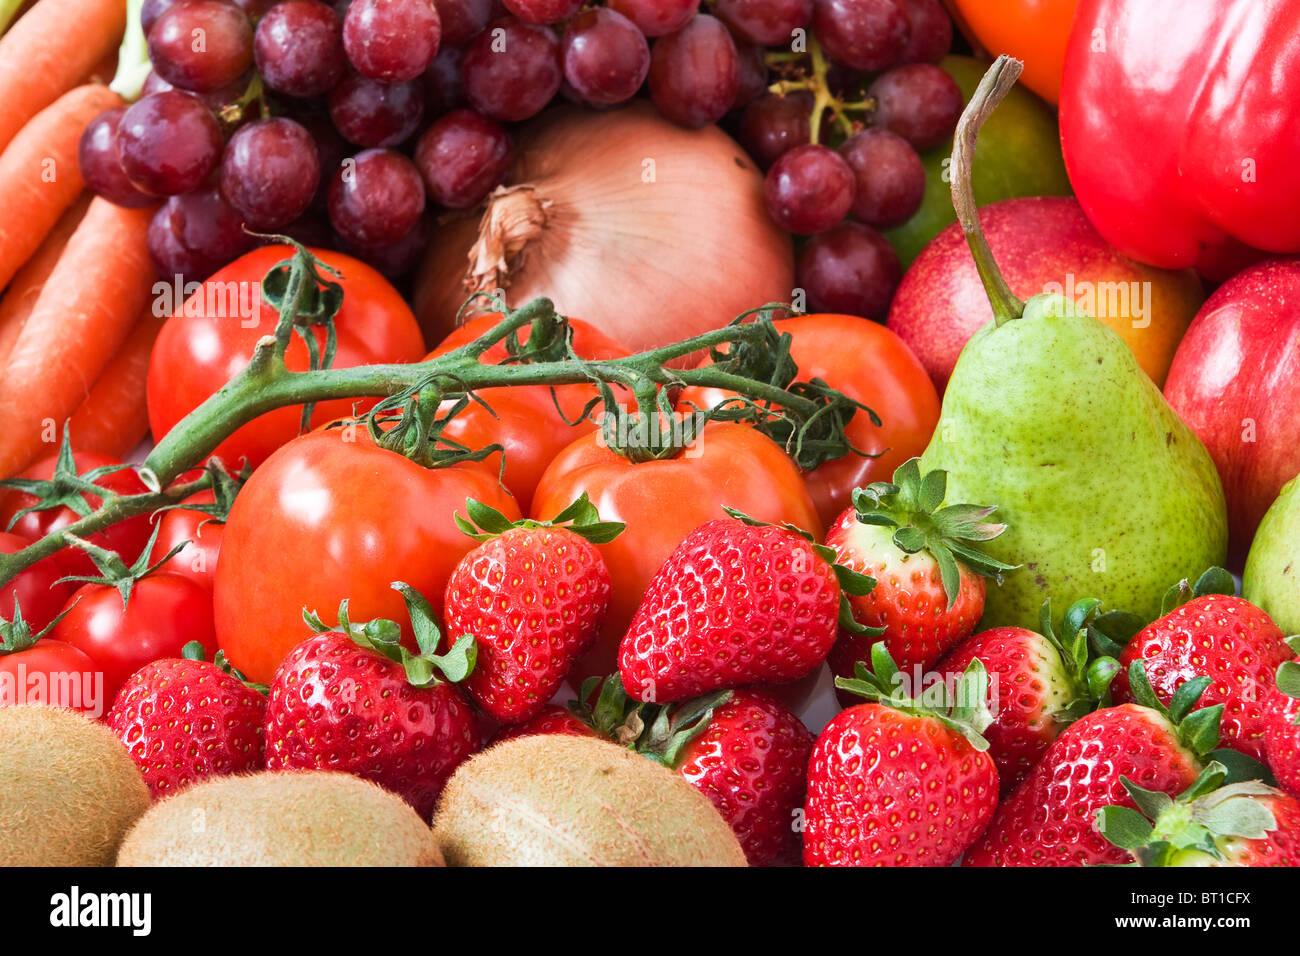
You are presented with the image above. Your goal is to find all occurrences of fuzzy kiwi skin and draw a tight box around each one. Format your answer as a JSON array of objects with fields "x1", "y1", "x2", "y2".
[
  {"x1": 117, "y1": 771, "x2": 444, "y2": 866},
  {"x1": 0, "y1": 705, "x2": 150, "y2": 866},
  {"x1": 433, "y1": 735, "x2": 748, "y2": 866}
]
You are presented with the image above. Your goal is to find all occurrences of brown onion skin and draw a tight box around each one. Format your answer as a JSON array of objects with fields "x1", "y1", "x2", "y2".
[{"x1": 413, "y1": 102, "x2": 794, "y2": 355}]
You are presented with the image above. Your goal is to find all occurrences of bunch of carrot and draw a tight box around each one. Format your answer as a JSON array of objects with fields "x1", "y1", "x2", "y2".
[{"x1": 0, "y1": 0, "x2": 165, "y2": 478}]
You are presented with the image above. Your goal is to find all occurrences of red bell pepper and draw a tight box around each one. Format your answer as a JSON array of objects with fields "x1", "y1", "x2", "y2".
[{"x1": 1059, "y1": 0, "x2": 1300, "y2": 280}]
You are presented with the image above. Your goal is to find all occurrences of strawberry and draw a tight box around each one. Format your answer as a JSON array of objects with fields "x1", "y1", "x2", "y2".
[
  {"x1": 963, "y1": 661, "x2": 1223, "y2": 867},
  {"x1": 107, "y1": 641, "x2": 266, "y2": 799},
  {"x1": 1098, "y1": 761, "x2": 1300, "y2": 867},
  {"x1": 1263, "y1": 639, "x2": 1300, "y2": 799},
  {"x1": 618, "y1": 511, "x2": 873, "y2": 704},
  {"x1": 803, "y1": 645, "x2": 999, "y2": 867},
  {"x1": 489, "y1": 704, "x2": 600, "y2": 745},
  {"x1": 937, "y1": 599, "x2": 1137, "y2": 792},
  {"x1": 444, "y1": 495, "x2": 617, "y2": 724},
  {"x1": 264, "y1": 583, "x2": 479, "y2": 819},
  {"x1": 824, "y1": 459, "x2": 1017, "y2": 699},
  {"x1": 1111, "y1": 569, "x2": 1292, "y2": 761}
]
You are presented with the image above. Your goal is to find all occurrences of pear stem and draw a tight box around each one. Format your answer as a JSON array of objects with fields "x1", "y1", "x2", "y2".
[{"x1": 950, "y1": 55, "x2": 1026, "y2": 327}]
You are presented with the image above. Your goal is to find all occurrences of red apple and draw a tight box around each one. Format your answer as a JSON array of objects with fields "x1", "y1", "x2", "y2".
[
  {"x1": 1164, "y1": 259, "x2": 1300, "y2": 568},
  {"x1": 886, "y1": 196, "x2": 1204, "y2": 393}
]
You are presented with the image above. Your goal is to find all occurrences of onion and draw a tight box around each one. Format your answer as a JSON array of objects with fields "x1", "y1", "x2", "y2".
[{"x1": 413, "y1": 101, "x2": 794, "y2": 353}]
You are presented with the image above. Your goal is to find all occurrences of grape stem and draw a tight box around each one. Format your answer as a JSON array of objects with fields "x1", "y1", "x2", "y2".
[{"x1": 765, "y1": 36, "x2": 875, "y2": 142}]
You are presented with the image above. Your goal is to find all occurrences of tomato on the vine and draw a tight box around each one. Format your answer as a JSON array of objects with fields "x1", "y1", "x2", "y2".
[
  {"x1": 213, "y1": 426, "x2": 521, "y2": 684},
  {"x1": 149, "y1": 491, "x2": 225, "y2": 589},
  {"x1": 530, "y1": 422, "x2": 821, "y2": 682},
  {"x1": 0, "y1": 531, "x2": 73, "y2": 631},
  {"x1": 146, "y1": 246, "x2": 427, "y2": 471}
]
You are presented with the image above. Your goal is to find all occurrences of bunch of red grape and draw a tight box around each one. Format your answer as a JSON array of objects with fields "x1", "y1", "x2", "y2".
[{"x1": 79, "y1": 0, "x2": 959, "y2": 318}]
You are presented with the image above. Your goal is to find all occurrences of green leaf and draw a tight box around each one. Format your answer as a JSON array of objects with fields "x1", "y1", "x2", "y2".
[
  {"x1": 391, "y1": 581, "x2": 443, "y2": 656},
  {"x1": 834, "y1": 565, "x2": 876, "y2": 597},
  {"x1": 1097, "y1": 805, "x2": 1155, "y2": 851},
  {"x1": 1193, "y1": 567, "x2": 1236, "y2": 598},
  {"x1": 1168, "y1": 675, "x2": 1211, "y2": 724},
  {"x1": 932, "y1": 544, "x2": 961, "y2": 610},
  {"x1": 1178, "y1": 705, "x2": 1223, "y2": 757},
  {"x1": 1121, "y1": 775, "x2": 1173, "y2": 822},
  {"x1": 1198, "y1": 798, "x2": 1276, "y2": 840},
  {"x1": 892, "y1": 525, "x2": 926, "y2": 554},
  {"x1": 1207, "y1": 748, "x2": 1275, "y2": 787},
  {"x1": 1276, "y1": 660, "x2": 1300, "y2": 700},
  {"x1": 427, "y1": 634, "x2": 476, "y2": 684},
  {"x1": 181, "y1": 641, "x2": 206, "y2": 662},
  {"x1": 1086, "y1": 656, "x2": 1120, "y2": 703},
  {"x1": 916, "y1": 467, "x2": 946, "y2": 513},
  {"x1": 465, "y1": 497, "x2": 514, "y2": 536}
]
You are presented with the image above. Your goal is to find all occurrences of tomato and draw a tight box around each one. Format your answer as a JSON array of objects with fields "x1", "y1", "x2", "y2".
[
  {"x1": 676, "y1": 314, "x2": 940, "y2": 528},
  {"x1": 52, "y1": 574, "x2": 216, "y2": 706},
  {"x1": 214, "y1": 426, "x2": 521, "y2": 684},
  {"x1": 147, "y1": 246, "x2": 427, "y2": 471},
  {"x1": 0, "y1": 531, "x2": 74, "y2": 630},
  {"x1": 428, "y1": 315, "x2": 631, "y2": 512},
  {"x1": 950, "y1": 0, "x2": 1077, "y2": 104},
  {"x1": 0, "y1": 450, "x2": 152, "y2": 577},
  {"x1": 0, "y1": 639, "x2": 104, "y2": 717},
  {"x1": 530, "y1": 422, "x2": 820, "y2": 683},
  {"x1": 150, "y1": 491, "x2": 224, "y2": 589}
]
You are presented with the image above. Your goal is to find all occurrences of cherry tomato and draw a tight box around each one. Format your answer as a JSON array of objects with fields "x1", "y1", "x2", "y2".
[
  {"x1": 531, "y1": 422, "x2": 821, "y2": 683},
  {"x1": 0, "y1": 450, "x2": 153, "y2": 577},
  {"x1": 676, "y1": 313, "x2": 939, "y2": 528},
  {"x1": 146, "y1": 246, "x2": 427, "y2": 471},
  {"x1": 52, "y1": 574, "x2": 216, "y2": 706},
  {"x1": 214, "y1": 426, "x2": 521, "y2": 684},
  {"x1": 0, "y1": 639, "x2": 104, "y2": 717},
  {"x1": 149, "y1": 491, "x2": 224, "y2": 589},
  {"x1": 0, "y1": 531, "x2": 74, "y2": 630}
]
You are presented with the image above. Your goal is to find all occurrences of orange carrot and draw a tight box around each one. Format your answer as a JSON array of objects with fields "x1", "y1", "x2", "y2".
[
  {"x1": 0, "y1": 198, "x2": 157, "y2": 477},
  {"x1": 0, "y1": 0, "x2": 126, "y2": 154},
  {"x1": 0, "y1": 84, "x2": 123, "y2": 292},
  {"x1": 0, "y1": 192, "x2": 91, "y2": 364},
  {"x1": 68, "y1": 310, "x2": 167, "y2": 459}
]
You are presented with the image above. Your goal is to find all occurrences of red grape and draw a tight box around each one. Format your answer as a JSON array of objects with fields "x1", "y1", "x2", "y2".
[
  {"x1": 327, "y1": 148, "x2": 425, "y2": 246},
  {"x1": 898, "y1": 0, "x2": 951, "y2": 64},
  {"x1": 812, "y1": 0, "x2": 908, "y2": 71},
  {"x1": 501, "y1": 0, "x2": 582, "y2": 24},
  {"x1": 732, "y1": 41, "x2": 768, "y2": 108},
  {"x1": 716, "y1": 0, "x2": 812, "y2": 47},
  {"x1": 867, "y1": 62, "x2": 962, "y2": 149},
  {"x1": 763, "y1": 143, "x2": 855, "y2": 234},
  {"x1": 254, "y1": 0, "x2": 347, "y2": 97},
  {"x1": 423, "y1": 45, "x2": 467, "y2": 114},
  {"x1": 839, "y1": 127, "x2": 924, "y2": 227},
  {"x1": 648, "y1": 14, "x2": 739, "y2": 129},
  {"x1": 328, "y1": 72, "x2": 425, "y2": 146},
  {"x1": 148, "y1": 187, "x2": 255, "y2": 280},
  {"x1": 335, "y1": 211, "x2": 433, "y2": 276},
  {"x1": 795, "y1": 221, "x2": 901, "y2": 318},
  {"x1": 116, "y1": 91, "x2": 224, "y2": 195},
  {"x1": 141, "y1": 0, "x2": 181, "y2": 34},
  {"x1": 232, "y1": 0, "x2": 280, "y2": 20},
  {"x1": 433, "y1": 0, "x2": 492, "y2": 45},
  {"x1": 607, "y1": 0, "x2": 695, "y2": 37},
  {"x1": 147, "y1": 0, "x2": 254, "y2": 93},
  {"x1": 561, "y1": 7, "x2": 650, "y2": 106},
  {"x1": 78, "y1": 107, "x2": 155, "y2": 208},
  {"x1": 737, "y1": 91, "x2": 813, "y2": 169},
  {"x1": 461, "y1": 16, "x2": 562, "y2": 122},
  {"x1": 143, "y1": 68, "x2": 256, "y2": 128},
  {"x1": 343, "y1": 0, "x2": 441, "y2": 83},
  {"x1": 220, "y1": 118, "x2": 322, "y2": 228},
  {"x1": 413, "y1": 108, "x2": 511, "y2": 208}
]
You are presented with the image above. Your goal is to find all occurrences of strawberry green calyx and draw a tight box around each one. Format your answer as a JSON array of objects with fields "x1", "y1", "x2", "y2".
[
  {"x1": 1039, "y1": 597, "x2": 1142, "y2": 715},
  {"x1": 1274, "y1": 636, "x2": 1300, "y2": 724},
  {"x1": 1156, "y1": 566, "x2": 1236, "y2": 617},
  {"x1": 180, "y1": 640, "x2": 268, "y2": 695},
  {"x1": 835, "y1": 643, "x2": 994, "y2": 751},
  {"x1": 302, "y1": 581, "x2": 475, "y2": 688},
  {"x1": 849, "y1": 458, "x2": 1019, "y2": 609},
  {"x1": 1097, "y1": 762, "x2": 1283, "y2": 866},
  {"x1": 0, "y1": 598, "x2": 71, "y2": 656},
  {"x1": 1124, "y1": 659, "x2": 1223, "y2": 759},
  {"x1": 567, "y1": 674, "x2": 734, "y2": 766},
  {"x1": 455, "y1": 493, "x2": 625, "y2": 545},
  {"x1": 58, "y1": 522, "x2": 185, "y2": 609}
]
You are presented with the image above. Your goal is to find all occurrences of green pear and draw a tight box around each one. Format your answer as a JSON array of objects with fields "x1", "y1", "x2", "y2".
[
  {"x1": 919, "y1": 57, "x2": 1227, "y2": 629},
  {"x1": 1243, "y1": 475, "x2": 1300, "y2": 635}
]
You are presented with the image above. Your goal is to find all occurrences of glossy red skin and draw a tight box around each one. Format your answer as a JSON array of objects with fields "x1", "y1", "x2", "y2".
[
  {"x1": 149, "y1": 491, "x2": 224, "y2": 589},
  {"x1": 1164, "y1": 261, "x2": 1300, "y2": 567},
  {"x1": 489, "y1": 704, "x2": 599, "y2": 744},
  {"x1": 214, "y1": 427, "x2": 520, "y2": 684},
  {"x1": 0, "y1": 531, "x2": 74, "y2": 630},
  {"x1": 531, "y1": 422, "x2": 821, "y2": 685},
  {"x1": 677, "y1": 689, "x2": 814, "y2": 867},
  {"x1": 804, "y1": 703, "x2": 998, "y2": 867},
  {"x1": 52, "y1": 575, "x2": 216, "y2": 707},
  {"x1": 938, "y1": 626, "x2": 1072, "y2": 793},
  {"x1": 677, "y1": 313, "x2": 939, "y2": 527},
  {"x1": 146, "y1": 245, "x2": 426, "y2": 471},
  {"x1": 619, "y1": 518, "x2": 840, "y2": 703},
  {"x1": 0, "y1": 451, "x2": 152, "y2": 578},
  {"x1": 264, "y1": 629, "x2": 480, "y2": 819},
  {"x1": 1264, "y1": 687, "x2": 1300, "y2": 800},
  {"x1": 107, "y1": 657, "x2": 267, "y2": 798},
  {"x1": 1112, "y1": 595, "x2": 1291, "y2": 762},
  {"x1": 444, "y1": 526, "x2": 611, "y2": 723},
  {"x1": 1061, "y1": 0, "x2": 1300, "y2": 277},
  {"x1": 964, "y1": 704, "x2": 1200, "y2": 867},
  {"x1": 0, "y1": 639, "x2": 103, "y2": 717}
]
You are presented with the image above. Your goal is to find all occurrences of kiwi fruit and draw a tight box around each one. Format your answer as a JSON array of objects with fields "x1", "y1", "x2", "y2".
[
  {"x1": 0, "y1": 705, "x2": 150, "y2": 866},
  {"x1": 432, "y1": 735, "x2": 747, "y2": 866},
  {"x1": 116, "y1": 770, "x2": 443, "y2": 866}
]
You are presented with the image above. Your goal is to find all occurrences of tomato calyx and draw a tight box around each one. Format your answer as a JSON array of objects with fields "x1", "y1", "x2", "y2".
[
  {"x1": 180, "y1": 639, "x2": 268, "y2": 695},
  {"x1": 454, "y1": 493, "x2": 624, "y2": 545},
  {"x1": 151, "y1": 460, "x2": 247, "y2": 526},
  {"x1": 0, "y1": 598, "x2": 73, "y2": 657},
  {"x1": 0, "y1": 429, "x2": 146, "y2": 533},
  {"x1": 58, "y1": 522, "x2": 186, "y2": 610},
  {"x1": 302, "y1": 582, "x2": 476, "y2": 689}
]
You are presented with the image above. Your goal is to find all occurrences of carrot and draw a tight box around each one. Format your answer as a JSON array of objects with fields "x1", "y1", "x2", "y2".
[
  {"x1": 0, "y1": 84, "x2": 122, "y2": 292},
  {"x1": 0, "y1": 192, "x2": 92, "y2": 365},
  {"x1": 0, "y1": 198, "x2": 157, "y2": 477},
  {"x1": 0, "y1": 0, "x2": 126, "y2": 153},
  {"x1": 68, "y1": 310, "x2": 167, "y2": 459}
]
